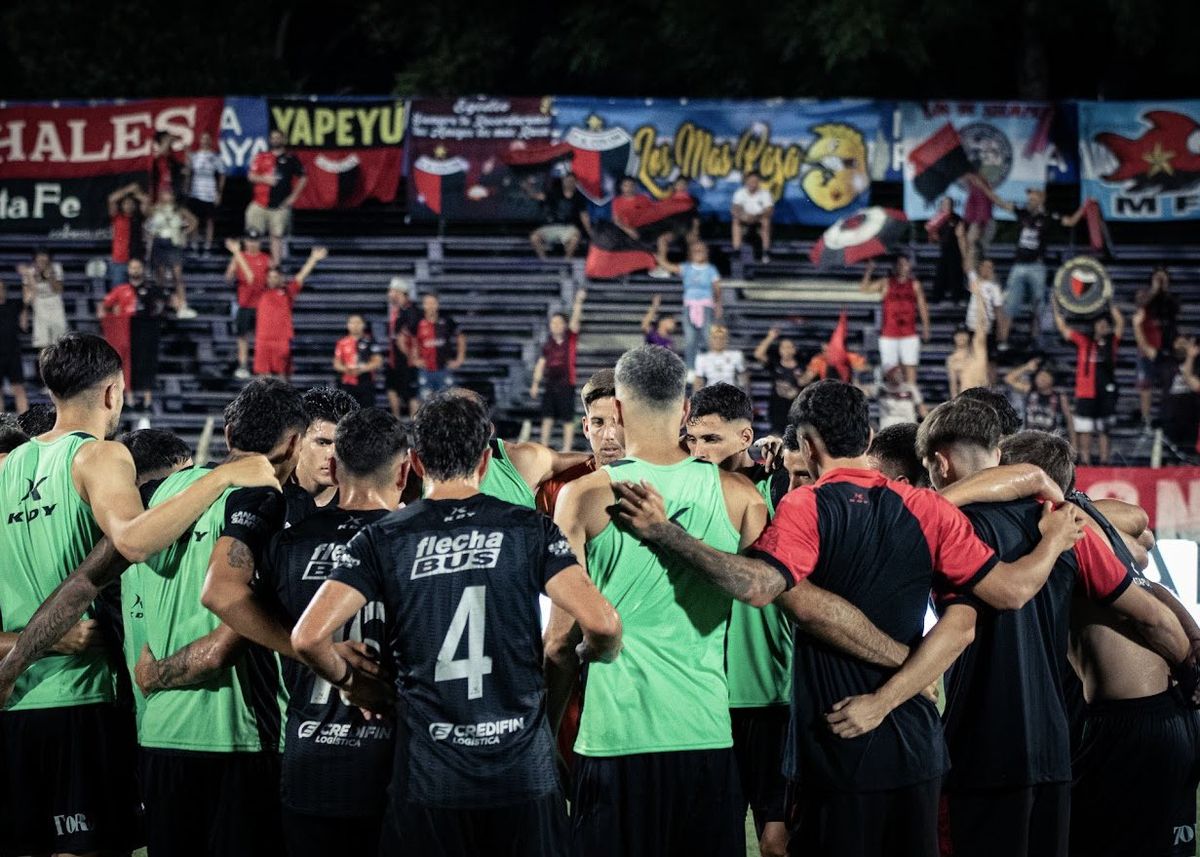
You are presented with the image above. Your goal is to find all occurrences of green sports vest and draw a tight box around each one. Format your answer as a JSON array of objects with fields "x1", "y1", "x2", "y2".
[
  {"x1": 479, "y1": 439, "x2": 536, "y2": 509},
  {"x1": 727, "y1": 476, "x2": 793, "y2": 708},
  {"x1": 576, "y1": 457, "x2": 740, "y2": 757},
  {"x1": 0, "y1": 433, "x2": 114, "y2": 711},
  {"x1": 136, "y1": 468, "x2": 286, "y2": 752}
]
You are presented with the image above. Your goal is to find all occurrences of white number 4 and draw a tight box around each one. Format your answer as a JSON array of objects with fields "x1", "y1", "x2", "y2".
[{"x1": 435, "y1": 585, "x2": 493, "y2": 699}]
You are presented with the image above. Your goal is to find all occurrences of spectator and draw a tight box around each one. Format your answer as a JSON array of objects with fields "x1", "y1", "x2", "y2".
[
  {"x1": 529, "y1": 289, "x2": 586, "y2": 451},
  {"x1": 529, "y1": 173, "x2": 591, "y2": 260},
  {"x1": 148, "y1": 131, "x2": 185, "y2": 202},
  {"x1": 610, "y1": 176, "x2": 689, "y2": 270},
  {"x1": 183, "y1": 131, "x2": 225, "y2": 255},
  {"x1": 1053, "y1": 302, "x2": 1124, "y2": 465},
  {"x1": 730, "y1": 171, "x2": 774, "y2": 262},
  {"x1": 986, "y1": 186, "x2": 1084, "y2": 350},
  {"x1": 0, "y1": 278, "x2": 28, "y2": 414},
  {"x1": 860, "y1": 255, "x2": 930, "y2": 386},
  {"x1": 1160, "y1": 335, "x2": 1200, "y2": 456},
  {"x1": 247, "y1": 129, "x2": 307, "y2": 266},
  {"x1": 927, "y1": 197, "x2": 965, "y2": 304},
  {"x1": 1004, "y1": 358, "x2": 1075, "y2": 444},
  {"x1": 861, "y1": 364, "x2": 929, "y2": 428},
  {"x1": 97, "y1": 260, "x2": 138, "y2": 402},
  {"x1": 797, "y1": 338, "x2": 869, "y2": 385},
  {"x1": 670, "y1": 176, "x2": 701, "y2": 243},
  {"x1": 385, "y1": 277, "x2": 421, "y2": 418},
  {"x1": 962, "y1": 173, "x2": 995, "y2": 258},
  {"x1": 655, "y1": 241, "x2": 722, "y2": 374},
  {"x1": 1132, "y1": 267, "x2": 1180, "y2": 428},
  {"x1": 407, "y1": 293, "x2": 466, "y2": 400},
  {"x1": 946, "y1": 276, "x2": 993, "y2": 399},
  {"x1": 225, "y1": 231, "x2": 271, "y2": 379},
  {"x1": 106, "y1": 182, "x2": 149, "y2": 287},
  {"x1": 693, "y1": 324, "x2": 747, "y2": 390},
  {"x1": 99, "y1": 258, "x2": 168, "y2": 410},
  {"x1": 333, "y1": 314, "x2": 383, "y2": 408},
  {"x1": 146, "y1": 187, "x2": 198, "y2": 319},
  {"x1": 640, "y1": 294, "x2": 676, "y2": 350},
  {"x1": 254, "y1": 246, "x2": 328, "y2": 379},
  {"x1": 17, "y1": 249, "x2": 67, "y2": 349},
  {"x1": 753, "y1": 327, "x2": 806, "y2": 433}
]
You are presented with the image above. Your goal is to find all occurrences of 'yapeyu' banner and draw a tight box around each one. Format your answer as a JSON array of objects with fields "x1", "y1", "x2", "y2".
[
  {"x1": 1078, "y1": 101, "x2": 1200, "y2": 221},
  {"x1": 0, "y1": 97, "x2": 222, "y2": 234},
  {"x1": 1075, "y1": 466, "x2": 1200, "y2": 541},
  {"x1": 406, "y1": 96, "x2": 559, "y2": 220},
  {"x1": 552, "y1": 97, "x2": 892, "y2": 226},
  {"x1": 899, "y1": 101, "x2": 1073, "y2": 221},
  {"x1": 266, "y1": 97, "x2": 406, "y2": 208}
]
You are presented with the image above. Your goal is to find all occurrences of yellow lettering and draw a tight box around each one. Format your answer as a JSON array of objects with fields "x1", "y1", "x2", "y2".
[
  {"x1": 313, "y1": 108, "x2": 336, "y2": 145},
  {"x1": 271, "y1": 107, "x2": 295, "y2": 138},
  {"x1": 633, "y1": 126, "x2": 672, "y2": 198},
  {"x1": 356, "y1": 108, "x2": 380, "y2": 146},
  {"x1": 290, "y1": 109, "x2": 312, "y2": 146},
  {"x1": 379, "y1": 104, "x2": 405, "y2": 144},
  {"x1": 335, "y1": 109, "x2": 354, "y2": 147}
]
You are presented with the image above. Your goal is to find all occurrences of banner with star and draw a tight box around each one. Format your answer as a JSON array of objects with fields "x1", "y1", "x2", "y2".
[
  {"x1": 1078, "y1": 100, "x2": 1200, "y2": 221},
  {"x1": 405, "y1": 96, "x2": 562, "y2": 220},
  {"x1": 550, "y1": 97, "x2": 893, "y2": 226}
]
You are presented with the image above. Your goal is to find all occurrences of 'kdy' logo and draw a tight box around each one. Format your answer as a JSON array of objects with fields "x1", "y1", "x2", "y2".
[{"x1": 20, "y1": 477, "x2": 47, "y2": 502}]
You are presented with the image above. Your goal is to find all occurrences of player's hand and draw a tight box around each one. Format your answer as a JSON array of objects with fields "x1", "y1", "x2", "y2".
[
  {"x1": 1038, "y1": 501, "x2": 1086, "y2": 553},
  {"x1": 826, "y1": 693, "x2": 891, "y2": 738},
  {"x1": 921, "y1": 681, "x2": 939, "y2": 704},
  {"x1": 216, "y1": 454, "x2": 281, "y2": 492},
  {"x1": 50, "y1": 619, "x2": 103, "y2": 655},
  {"x1": 754, "y1": 436, "x2": 784, "y2": 472},
  {"x1": 225, "y1": 238, "x2": 241, "y2": 254},
  {"x1": 611, "y1": 480, "x2": 669, "y2": 540},
  {"x1": 1171, "y1": 659, "x2": 1200, "y2": 709},
  {"x1": 759, "y1": 822, "x2": 789, "y2": 857},
  {"x1": 576, "y1": 637, "x2": 620, "y2": 666},
  {"x1": 134, "y1": 644, "x2": 159, "y2": 695},
  {"x1": 340, "y1": 670, "x2": 394, "y2": 721},
  {"x1": 333, "y1": 641, "x2": 388, "y2": 682}
]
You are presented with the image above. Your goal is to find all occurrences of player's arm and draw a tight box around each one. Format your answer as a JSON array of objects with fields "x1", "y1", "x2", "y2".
[
  {"x1": 1147, "y1": 582, "x2": 1200, "y2": 661},
  {"x1": 776, "y1": 582, "x2": 912, "y2": 669},
  {"x1": 546, "y1": 566, "x2": 621, "y2": 664},
  {"x1": 507, "y1": 440, "x2": 592, "y2": 492},
  {"x1": 970, "y1": 502, "x2": 1086, "y2": 610},
  {"x1": 134, "y1": 625, "x2": 245, "y2": 694},
  {"x1": 940, "y1": 463, "x2": 1065, "y2": 507},
  {"x1": 827, "y1": 603, "x2": 978, "y2": 738},
  {"x1": 76, "y1": 442, "x2": 278, "y2": 562},
  {"x1": 0, "y1": 620, "x2": 101, "y2": 659},
  {"x1": 1093, "y1": 499, "x2": 1148, "y2": 538}
]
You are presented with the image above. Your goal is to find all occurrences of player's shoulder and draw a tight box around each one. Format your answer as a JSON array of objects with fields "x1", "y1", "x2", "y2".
[{"x1": 718, "y1": 466, "x2": 761, "y2": 500}]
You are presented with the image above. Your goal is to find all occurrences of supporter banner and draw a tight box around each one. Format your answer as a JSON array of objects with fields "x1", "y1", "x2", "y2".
[
  {"x1": 899, "y1": 102, "x2": 1073, "y2": 221},
  {"x1": 219, "y1": 96, "x2": 269, "y2": 178},
  {"x1": 1078, "y1": 100, "x2": 1200, "y2": 221},
  {"x1": 0, "y1": 97, "x2": 222, "y2": 234},
  {"x1": 406, "y1": 96, "x2": 558, "y2": 220},
  {"x1": 553, "y1": 97, "x2": 892, "y2": 226},
  {"x1": 1075, "y1": 467, "x2": 1200, "y2": 541},
  {"x1": 267, "y1": 97, "x2": 406, "y2": 209}
]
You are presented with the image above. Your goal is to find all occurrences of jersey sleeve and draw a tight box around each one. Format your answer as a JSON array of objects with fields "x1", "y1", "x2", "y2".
[
  {"x1": 221, "y1": 486, "x2": 285, "y2": 563},
  {"x1": 331, "y1": 527, "x2": 384, "y2": 602},
  {"x1": 918, "y1": 491, "x2": 999, "y2": 595},
  {"x1": 1074, "y1": 527, "x2": 1135, "y2": 605},
  {"x1": 538, "y1": 516, "x2": 579, "y2": 591},
  {"x1": 746, "y1": 487, "x2": 818, "y2": 587}
]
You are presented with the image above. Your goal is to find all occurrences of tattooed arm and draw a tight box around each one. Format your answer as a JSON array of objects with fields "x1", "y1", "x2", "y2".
[
  {"x1": 0, "y1": 539, "x2": 129, "y2": 707},
  {"x1": 201, "y1": 536, "x2": 297, "y2": 660},
  {"x1": 135, "y1": 625, "x2": 245, "y2": 693}
]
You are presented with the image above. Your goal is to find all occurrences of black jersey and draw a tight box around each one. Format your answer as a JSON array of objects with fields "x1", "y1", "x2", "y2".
[
  {"x1": 282, "y1": 482, "x2": 319, "y2": 528},
  {"x1": 332, "y1": 493, "x2": 578, "y2": 810},
  {"x1": 259, "y1": 506, "x2": 394, "y2": 818}
]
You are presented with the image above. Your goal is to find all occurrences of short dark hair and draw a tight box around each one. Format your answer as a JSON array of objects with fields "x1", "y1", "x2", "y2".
[
  {"x1": 581, "y1": 368, "x2": 616, "y2": 410},
  {"x1": 39, "y1": 334, "x2": 124, "y2": 401},
  {"x1": 301, "y1": 386, "x2": 360, "y2": 427},
  {"x1": 789, "y1": 380, "x2": 870, "y2": 459},
  {"x1": 335, "y1": 408, "x2": 410, "y2": 479},
  {"x1": 1000, "y1": 430, "x2": 1077, "y2": 493},
  {"x1": 0, "y1": 424, "x2": 28, "y2": 454},
  {"x1": 957, "y1": 387, "x2": 1021, "y2": 436},
  {"x1": 615, "y1": 345, "x2": 687, "y2": 410},
  {"x1": 223, "y1": 379, "x2": 308, "y2": 454},
  {"x1": 120, "y1": 429, "x2": 192, "y2": 479},
  {"x1": 916, "y1": 398, "x2": 1001, "y2": 462},
  {"x1": 414, "y1": 392, "x2": 492, "y2": 482},
  {"x1": 868, "y1": 423, "x2": 928, "y2": 487},
  {"x1": 689, "y1": 383, "x2": 753, "y2": 424},
  {"x1": 15, "y1": 403, "x2": 57, "y2": 436},
  {"x1": 782, "y1": 424, "x2": 800, "y2": 452}
]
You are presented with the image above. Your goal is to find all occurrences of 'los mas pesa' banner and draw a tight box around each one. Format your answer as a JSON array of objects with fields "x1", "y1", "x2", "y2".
[
  {"x1": 1075, "y1": 466, "x2": 1200, "y2": 541},
  {"x1": 899, "y1": 101, "x2": 1074, "y2": 221},
  {"x1": 0, "y1": 98, "x2": 222, "y2": 234},
  {"x1": 552, "y1": 97, "x2": 892, "y2": 226},
  {"x1": 1078, "y1": 101, "x2": 1200, "y2": 221}
]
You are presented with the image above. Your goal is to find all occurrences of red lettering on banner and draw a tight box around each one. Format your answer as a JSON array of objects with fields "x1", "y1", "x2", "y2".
[{"x1": 1075, "y1": 467, "x2": 1200, "y2": 540}]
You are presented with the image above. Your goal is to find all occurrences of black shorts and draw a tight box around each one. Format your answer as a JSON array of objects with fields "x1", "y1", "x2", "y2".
[
  {"x1": 380, "y1": 791, "x2": 569, "y2": 857},
  {"x1": 141, "y1": 748, "x2": 284, "y2": 857},
  {"x1": 731, "y1": 706, "x2": 788, "y2": 835},
  {"x1": 188, "y1": 197, "x2": 216, "y2": 221},
  {"x1": 0, "y1": 702, "x2": 142, "y2": 857},
  {"x1": 941, "y1": 782, "x2": 1069, "y2": 857},
  {"x1": 340, "y1": 380, "x2": 377, "y2": 409},
  {"x1": 385, "y1": 365, "x2": 416, "y2": 399},
  {"x1": 541, "y1": 381, "x2": 576, "y2": 422},
  {"x1": 1071, "y1": 690, "x2": 1200, "y2": 857},
  {"x1": 572, "y1": 749, "x2": 745, "y2": 857},
  {"x1": 787, "y1": 776, "x2": 941, "y2": 857},
  {"x1": 281, "y1": 807, "x2": 383, "y2": 857},
  {"x1": 236, "y1": 306, "x2": 257, "y2": 337},
  {"x1": 1075, "y1": 395, "x2": 1117, "y2": 420},
  {"x1": 0, "y1": 348, "x2": 23, "y2": 385}
]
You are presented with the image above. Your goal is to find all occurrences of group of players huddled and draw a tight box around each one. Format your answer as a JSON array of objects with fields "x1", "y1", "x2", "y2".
[{"x1": 0, "y1": 333, "x2": 1197, "y2": 857}]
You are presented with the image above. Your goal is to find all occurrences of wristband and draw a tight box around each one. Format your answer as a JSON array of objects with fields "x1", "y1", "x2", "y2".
[{"x1": 332, "y1": 659, "x2": 353, "y2": 690}]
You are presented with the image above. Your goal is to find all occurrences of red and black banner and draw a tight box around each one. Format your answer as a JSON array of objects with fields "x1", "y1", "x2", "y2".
[
  {"x1": 584, "y1": 220, "x2": 656, "y2": 279},
  {"x1": 907, "y1": 122, "x2": 973, "y2": 203}
]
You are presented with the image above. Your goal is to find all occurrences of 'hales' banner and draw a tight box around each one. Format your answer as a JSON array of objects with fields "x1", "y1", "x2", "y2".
[
  {"x1": 0, "y1": 98, "x2": 222, "y2": 234},
  {"x1": 1078, "y1": 101, "x2": 1200, "y2": 221},
  {"x1": 267, "y1": 97, "x2": 406, "y2": 209}
]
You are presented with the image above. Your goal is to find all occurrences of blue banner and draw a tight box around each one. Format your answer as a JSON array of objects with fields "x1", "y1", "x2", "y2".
[
  {"x1": 218, "y1": 96, "x2": 269, "y2": 178},
  {"x1": 1078, "y1": 100, "x2": 1200, "y2": 221},
  {"x1": 550, "y1": 97, "x2": 893, "y2": 226},
  {"x1": 899, "y1": 101, "x2": 1074, "y2": 221}
]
